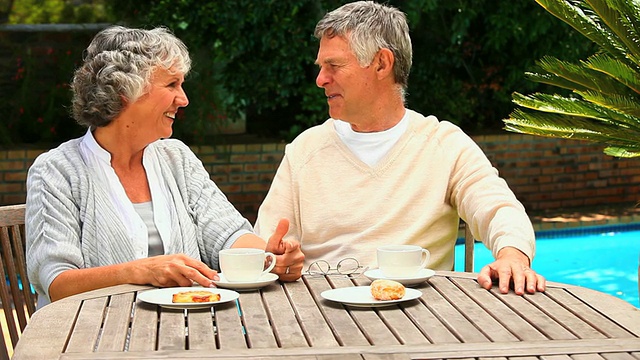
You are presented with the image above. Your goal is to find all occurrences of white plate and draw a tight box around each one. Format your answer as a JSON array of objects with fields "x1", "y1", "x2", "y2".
[
  {"x1": 137, "y1": 287, "x2": 239, "y2": 309},
  {"x1": 213, "y1": 273, "x2": 279, "y2": 291},
  {"x1": 364, "y1": 268, "x2": 435, "y2": 286},
  {"x1": 321, "y1": 286, "x2": 422, "y2": 308}
]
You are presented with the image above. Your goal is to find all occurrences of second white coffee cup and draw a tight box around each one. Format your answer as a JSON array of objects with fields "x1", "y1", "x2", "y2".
[
  {"x1": 377, "y1": 245, "x2": 430, "y2": 278},
  {"x1": 219, "y1": 248, "x2": 276, "y2": 282}
]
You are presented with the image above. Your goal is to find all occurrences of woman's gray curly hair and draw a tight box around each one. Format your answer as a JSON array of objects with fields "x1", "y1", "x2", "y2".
[
  {"x1": 71, "y1": 25, "x2": 191, "y2": 128},
  {"x1": 314, "y1": 1, "x2": 412, "y2": 97}
]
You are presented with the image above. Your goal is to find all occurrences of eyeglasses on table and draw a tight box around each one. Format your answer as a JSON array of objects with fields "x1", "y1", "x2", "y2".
[{"x1": 304, "y1": 257, "x2": 367, "y2": 277}]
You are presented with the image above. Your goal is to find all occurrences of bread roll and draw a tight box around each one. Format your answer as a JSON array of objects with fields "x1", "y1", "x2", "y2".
[
  {"x1": 370, "y1": 279, "x2": 405, "y2": 300},
  {"x1": 172, "y1": 290, "x2": 221, "y2": 303}
]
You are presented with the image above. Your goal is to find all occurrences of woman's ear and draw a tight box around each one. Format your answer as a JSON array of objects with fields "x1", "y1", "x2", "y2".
[{"x1": 375, "y1": 48, "x2": 395, "y2": 80}]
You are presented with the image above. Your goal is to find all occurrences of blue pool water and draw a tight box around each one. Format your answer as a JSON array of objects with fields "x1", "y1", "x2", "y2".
[{"x1": 454, "y1": 226, "x2": 640, "y2": 307}]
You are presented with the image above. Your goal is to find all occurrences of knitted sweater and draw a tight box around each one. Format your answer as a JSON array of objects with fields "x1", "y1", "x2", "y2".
[
  {"x1": 26, "y1": 137, "x2": 252, "y2": 301},
  {"x1": 255, "y1": 109, "x2": 535, "y2": 270}
]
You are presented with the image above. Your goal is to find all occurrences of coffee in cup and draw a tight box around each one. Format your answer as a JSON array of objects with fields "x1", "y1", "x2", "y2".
[
  {"x1": 377, "y1": 245, "x2": 430, "y2": 278},
  {"x1": 219, "y1": 248, "x2": 277, "y2": 282}
]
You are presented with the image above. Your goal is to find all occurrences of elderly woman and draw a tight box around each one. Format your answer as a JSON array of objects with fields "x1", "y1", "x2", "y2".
[{"x1": 26, "y1": 25, "x2": 304, "y2": 308}]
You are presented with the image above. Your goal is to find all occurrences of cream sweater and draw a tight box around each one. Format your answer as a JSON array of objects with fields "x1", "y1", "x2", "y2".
[{"x1": 255, "y1": 110, "x2": 535, "y2": 270}]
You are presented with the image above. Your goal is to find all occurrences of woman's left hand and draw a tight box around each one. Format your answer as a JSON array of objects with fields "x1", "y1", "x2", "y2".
[{"x1": 265, "y1": 218, "x2": 305, "y2": 281}]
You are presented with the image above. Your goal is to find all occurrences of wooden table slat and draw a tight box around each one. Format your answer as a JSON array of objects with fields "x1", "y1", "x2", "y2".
[
  {"x1": 260, "y1": 280, "x2": 309, "y2": 348},
  {"x1": 14, "y1": 296, "x2": 81, "y2": 357},
  {"x1": 303, "y1": 276, "x2": 371, "y2": 346},
  {"x1": 186, "y1": 308, "x2": 217, "y2": 350},
  {"x1": 157, "y1": 308, "x2": 186, "y2": 350},
  {"x1": 95, "y1": 292, "x2": 135, "y2": 352},
  {"x1": 488, "y1": 289, "x2": 577, "y2": 340},
  {"x1": 214, "y1": 300, "x2": 247, "y2": 350},
  {"x1": 128, "y1": 299, "x2": 158, "y2": 352},
  {"x1": 237, "y1": 290, "x2": 279, "y2": 349},
  {"x1": 523, "y1": 289, "x2": 607, "y2": 339},
  {"x1": 55, "y1": 338, "x2": 640, "y2": 359},
  {"x1": 429, "y1": 276, "x2": 519, "y2": 342},
  {"x1": 328, "y1": 276, "x2": 401, "y2": 346},
  {"x1": 283, "y1": 278, "x2": 340, "y2": 347},
  {"x1": 544, "y1": 287, "x2": 639, "y2": 338},
  {"x1": 419, "y1": 281, "x2": 489, "y2": 343},
  {"x1": 450, "y1": 276, "x2": 548, "y2": 341},
  {"x1": 65, "y1": 297, "x2": 108, "y2": 353}
]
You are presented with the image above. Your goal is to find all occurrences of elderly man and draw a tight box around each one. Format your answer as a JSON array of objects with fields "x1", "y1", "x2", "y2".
[{"x1": 255, "y1": 1, "x2": 545, "y2": 295}]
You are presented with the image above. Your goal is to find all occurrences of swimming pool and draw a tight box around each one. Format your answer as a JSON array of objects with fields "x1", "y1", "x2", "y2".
[{"x1": 454, "y1": 225, "x2": 640, "y2": 307}]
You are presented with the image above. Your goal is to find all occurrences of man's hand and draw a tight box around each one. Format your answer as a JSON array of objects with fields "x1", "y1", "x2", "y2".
[
  {"x1": 265, "y1": 218, "x2": 305, "y2": 281},
  {"x1": 477, "y1": 247, "x2": 546, "y2": 295}
]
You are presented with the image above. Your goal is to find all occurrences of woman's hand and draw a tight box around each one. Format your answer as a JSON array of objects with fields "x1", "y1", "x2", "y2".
[{"x1": 132, "y1": 254, "x2": 219, "y2": 288}]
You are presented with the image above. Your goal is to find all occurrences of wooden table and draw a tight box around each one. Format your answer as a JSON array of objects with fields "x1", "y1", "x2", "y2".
[{"x1": 12, "y1": 271, "x2": 640, "y2": 359}]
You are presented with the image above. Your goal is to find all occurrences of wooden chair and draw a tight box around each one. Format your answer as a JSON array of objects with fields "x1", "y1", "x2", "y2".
[
  {"x1": 461, "y1": 220, "x2": 475, "y2": 272},
  {"x1": 0, "y1": 204, "x2": 37, "y2": 359}
]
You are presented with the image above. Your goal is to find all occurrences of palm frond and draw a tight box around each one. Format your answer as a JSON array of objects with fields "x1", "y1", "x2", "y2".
[
  {"x1": 530, "y1": 55, "x2": 631, "y2": 95},
  {"x1": 505, "y1": 108, "x2": 640, "y2": 152},
  {"x1": 586, "y1": 0, "x2": 640, "y2": 67},
  {"x1": 512, "y1": 92, "x2": 640, "y2": 130},
  {"x1": 578, "y1": 89, "x2": 640, "y2": 117},
  {"x1": 536, "y1": 0, "x2": 629, "y2": 61},
  {"x1": 505, "y1": 0, "x2": 640, "y2": 158},
  {"x1": 604, "y1": 146, "x2": 640, "y2": 157},
  {"x1": 584, "y1": 53, "x2": 640, "y2": 93}
]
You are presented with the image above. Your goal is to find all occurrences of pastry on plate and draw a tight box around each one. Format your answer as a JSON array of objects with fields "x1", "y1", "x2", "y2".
[
  {"x1": 171, "y1": 290, "x2": 221, "y2": 303},
  {"x1": 370, "y1": 279, "x2": 406, "y2": 300}
]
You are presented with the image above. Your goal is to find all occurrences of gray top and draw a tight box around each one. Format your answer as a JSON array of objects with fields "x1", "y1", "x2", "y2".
[
  {"x1": 132, "y1": 201, "x2": 164, "y2": 257},
  {"x1": 25, "y1": 137, "x2": 253, "y2": 301}
]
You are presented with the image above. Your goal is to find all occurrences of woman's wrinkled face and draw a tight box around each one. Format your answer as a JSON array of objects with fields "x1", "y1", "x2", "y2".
[{"x1": 128, "y1": 66, "x2": 189, "y2": 142}]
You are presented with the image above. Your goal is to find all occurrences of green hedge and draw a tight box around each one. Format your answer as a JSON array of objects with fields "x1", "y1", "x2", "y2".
[{"x1": 3, "y1": 0, "x2": 596, "y2": 145}]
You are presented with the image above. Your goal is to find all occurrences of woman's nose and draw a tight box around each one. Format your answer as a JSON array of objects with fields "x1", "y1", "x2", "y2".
[{"x1": 176, "y1": 87, "x2": 189, "y2": 107}]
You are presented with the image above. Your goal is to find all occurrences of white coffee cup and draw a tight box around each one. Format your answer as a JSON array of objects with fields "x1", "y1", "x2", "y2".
[
  {"x1": 377, "y1": 245, "x2": 430, "y2": 278},
  {"x1": 219, "y1": 248, "x2": 277, "y2": 282}
]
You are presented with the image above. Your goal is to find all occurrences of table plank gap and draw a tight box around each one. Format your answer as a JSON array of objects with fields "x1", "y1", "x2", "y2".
[
  {"x1": 65, "y1": 296, "x2": 108, "y2": 353},
  {"x1": 214, "y1": 300, "x2": 247, "y2": 350},
  {"x1": 128, "y1": 298, "x2": 158, "y2": 351},
  {"x1": 186, "y1": 308, "x2": 217, "y2": 350},
  {"x1": 304, "y1": 276, "x2": 370, "y2": 346}
]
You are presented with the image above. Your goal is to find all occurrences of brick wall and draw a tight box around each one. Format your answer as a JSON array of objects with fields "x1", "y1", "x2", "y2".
[{"x1": 1, "y1": 133, "x2": 639, "y2": 223}]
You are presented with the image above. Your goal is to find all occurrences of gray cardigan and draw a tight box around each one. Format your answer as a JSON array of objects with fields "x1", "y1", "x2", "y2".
[{"x1": 25, "y1": 137, "x2": 252, "y2": 301}]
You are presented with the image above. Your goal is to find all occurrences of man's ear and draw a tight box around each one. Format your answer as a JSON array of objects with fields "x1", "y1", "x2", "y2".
[{"x1": 375, "y1": 48, "x2": 395, "y2": 80}]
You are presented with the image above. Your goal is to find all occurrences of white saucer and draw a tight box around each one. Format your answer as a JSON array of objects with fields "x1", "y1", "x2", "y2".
[
  {"x1": 213, "y1": 272, "x2": 279, "y2": 291},
  {"x1": 364, "y1": 268, "x2": 435, "y2": 286},
  {"x1": 321, "y1": 286, "x2": 422, "y2": 308},
  {"x1": 138, "y1": 287, "x2": 239, "y2": 309}
]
